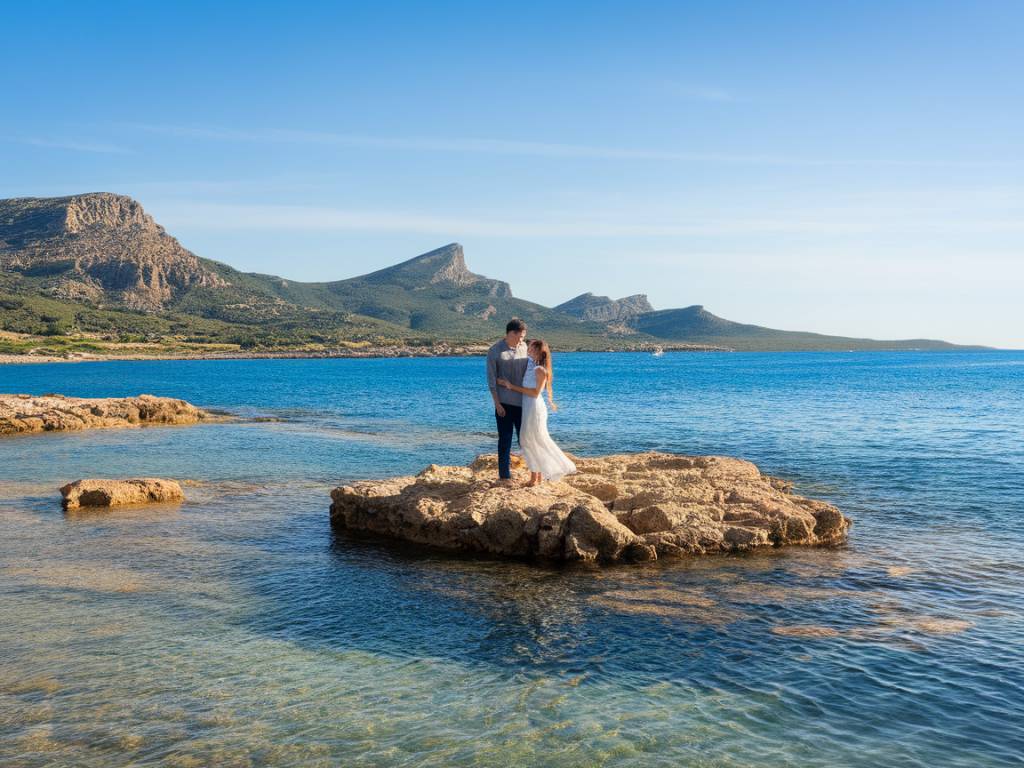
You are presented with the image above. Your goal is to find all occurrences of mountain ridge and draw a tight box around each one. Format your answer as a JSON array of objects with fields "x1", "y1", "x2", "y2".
[{"x1": 0, "y1": 192, "x2": 983, "y2": 353}]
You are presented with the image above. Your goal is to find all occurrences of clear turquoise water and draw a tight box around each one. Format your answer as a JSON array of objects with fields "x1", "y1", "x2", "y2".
[{"x1": 1, "y1": 351, "x2": 1022, "y2": 767}]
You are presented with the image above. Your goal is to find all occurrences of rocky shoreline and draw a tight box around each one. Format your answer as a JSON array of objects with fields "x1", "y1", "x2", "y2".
[
  {"x1": 0, "y1": 393, "x2": 213, "y2": 435},
  {"x1": 330, "y1": 452, "x2": 851, "y2": 564},
  {"x1": 0, "y1": 341, "x2": 727, "y2": 365}
]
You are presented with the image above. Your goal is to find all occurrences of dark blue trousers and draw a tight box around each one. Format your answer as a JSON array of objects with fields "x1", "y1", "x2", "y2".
[{"x1": 495, "y1": 404, "x2": 522, "y2": 479}]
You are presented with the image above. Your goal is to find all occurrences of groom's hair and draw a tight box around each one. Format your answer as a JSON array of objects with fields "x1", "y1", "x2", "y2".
[{"x1": 506, "y1": 318, "x2": 526, "y2": 333}]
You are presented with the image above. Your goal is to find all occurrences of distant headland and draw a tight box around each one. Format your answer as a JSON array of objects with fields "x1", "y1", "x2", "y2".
[{"x1": 0, "y1": 193, "x2": 984, "y2": 361}]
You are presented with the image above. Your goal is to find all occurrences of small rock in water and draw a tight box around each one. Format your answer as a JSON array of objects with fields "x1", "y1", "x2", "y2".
[{"x1": 60, "y1": 478, "x2": 185, "y2": 510}]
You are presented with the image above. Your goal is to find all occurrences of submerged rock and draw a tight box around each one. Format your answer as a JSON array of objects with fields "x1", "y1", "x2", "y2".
[
  {"x1": 329, "y1": 452, "x2": 851, "y2": 564},
  {"x1": 60, "y1": 478, "x2": 185, "y2": 510},
  {"x1": 0, "y1": 393, "x2": 211, "y2": 435}
]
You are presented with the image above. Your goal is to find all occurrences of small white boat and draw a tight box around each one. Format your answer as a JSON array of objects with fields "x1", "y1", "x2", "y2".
[{"x1": 652, "y1": 346, "x2": 664, "y2": 357}]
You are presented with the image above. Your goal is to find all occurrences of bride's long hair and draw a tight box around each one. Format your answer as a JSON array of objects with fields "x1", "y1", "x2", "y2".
[{"x1": 529, "y1": 339, "x2": 557, "y2": 411}]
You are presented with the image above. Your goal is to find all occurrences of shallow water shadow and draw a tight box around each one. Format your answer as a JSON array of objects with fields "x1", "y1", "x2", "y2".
[
  {"x1": 232, "y1": 521, "x2": 894, "y2": 693},
  {"x1": 62, "y1": 502, "x2": 184, "y2": 522}
]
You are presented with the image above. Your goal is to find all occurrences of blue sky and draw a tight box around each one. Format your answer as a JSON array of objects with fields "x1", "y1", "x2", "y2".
[{"x1": 2, "y1": 1, "x2": 1021, "y2": 347}]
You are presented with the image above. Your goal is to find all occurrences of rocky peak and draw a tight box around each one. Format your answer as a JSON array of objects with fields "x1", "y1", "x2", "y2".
[
  {"x1": 425, "y1": 243, "x2": 476, "y2": 287},
  {"x1": 365, "y1": 243, "x2": 512, "y2": 297},
  {"x1": 0, "y1": 192, "x2": 225, "y2": 311},
  {"x1": 556, "y1": 292, "x2": 654, "y2": 323},
  {"x1": 62, "y1": 193, "x2": 156, "y2": 234}
]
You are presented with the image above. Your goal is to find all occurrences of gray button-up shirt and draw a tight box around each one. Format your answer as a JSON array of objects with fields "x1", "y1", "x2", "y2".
[{"x1": 486, "y1": 339, "x2": 529, "y2": 407}]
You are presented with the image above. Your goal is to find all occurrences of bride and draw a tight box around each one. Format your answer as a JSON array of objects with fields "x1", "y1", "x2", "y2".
[{"x1": 497, "y1": 339, "x2": 576, "y2": 486}]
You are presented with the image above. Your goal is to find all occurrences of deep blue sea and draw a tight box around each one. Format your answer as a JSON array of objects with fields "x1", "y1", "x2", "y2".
[{"x1": 1, "y1": 351, "x2": 1022, "y2": 767}]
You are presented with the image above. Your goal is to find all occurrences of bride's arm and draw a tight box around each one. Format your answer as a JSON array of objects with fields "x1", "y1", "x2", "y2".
[{"x1": 498, "y1": 368, "x2": 546, "y2": 397}]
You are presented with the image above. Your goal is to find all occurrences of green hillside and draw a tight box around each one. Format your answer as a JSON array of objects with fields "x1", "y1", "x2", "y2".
[
  {"x1": 317, "y1": 245, "x2": 620, "y2": 342},
  {"x1": 633, "y1": 306, "x2": 967, "y2": 351},
  {"x1": 167, "y1": 244, "x2": 637, "y2": 347}
]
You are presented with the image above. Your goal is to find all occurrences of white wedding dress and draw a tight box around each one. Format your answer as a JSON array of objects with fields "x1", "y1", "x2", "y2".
[{"x1": 519, "y1": 359, "x2": 577, "y2": 481}]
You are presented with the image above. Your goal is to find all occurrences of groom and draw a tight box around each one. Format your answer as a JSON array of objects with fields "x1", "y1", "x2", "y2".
[{"x1": 486, "y1": 318, "x2": 529, "y2": 482}]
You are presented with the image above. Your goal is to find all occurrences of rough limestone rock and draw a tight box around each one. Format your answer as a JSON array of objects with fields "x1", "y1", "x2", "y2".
[
  {"x1": 330, "y1": 452, "x2": 851, "y2": 564},
  {"x1": 61, "y1": 478, "x2": 184, "y2": 510},
  {"x1": 0, "y1": 393, "x2": 211, "y2": 435},
  {"x1": 397, "y1": 242, "x2": 512, "y2": 297},
  {"x1": 0, "y1": 193, "x2": 226, "y2": 311},
  {"x1": 555, "y1": 292, "x2": 655, "y2": 323}
]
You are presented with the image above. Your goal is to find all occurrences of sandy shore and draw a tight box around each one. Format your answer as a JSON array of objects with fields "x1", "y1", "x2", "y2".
[{"x1": 0, "y1": 354, "x2": 72, "y2": 364}]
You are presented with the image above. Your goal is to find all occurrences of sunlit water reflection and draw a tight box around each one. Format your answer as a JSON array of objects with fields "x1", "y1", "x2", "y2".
[{"x1": 1, "y1": 352, "x2": 1022, "y2": 766}]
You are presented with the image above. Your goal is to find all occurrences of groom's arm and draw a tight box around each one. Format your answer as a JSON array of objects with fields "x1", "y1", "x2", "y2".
[{"x1": 486, "y1": 348, "x2": 505, "y2": 416}]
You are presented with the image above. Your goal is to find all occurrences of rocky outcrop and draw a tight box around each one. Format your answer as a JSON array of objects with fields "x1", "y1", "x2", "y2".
[
  {"x1": 427, "y1": 244, "x2": 484, "y2": 288},
  {"x1": 424, "y1": 243, "x2": 512, "y2": 297},
  {"x1": 0, "y1": 393, "x2": 212, "y2": 435},
  {"x1": 0, "y1": 193, "x2": 226, "y2": 311},
  {"x1": 61, "y1": 478, "x2": 184, "y2": 510},
  {"x1": 556, "y1": 292, "x2": 655, "y2": 323},
  {"x1": 330, "y1": 452, "x2": 850, "y2": 564},
  {"x1": 364, "y1": 242, "x2": 513, "y2": 298}
]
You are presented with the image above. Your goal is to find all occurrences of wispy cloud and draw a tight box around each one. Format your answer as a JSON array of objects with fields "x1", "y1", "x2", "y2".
[
  {"x1": 120, "y1": 122, "x2": 792, "y2": 164},
  {"x1": 664, "y1": 84, "x2": 738, "y2": 103},
  {"x1": 96, "y1": 176, "x2": 341, "y2": 196},
  {"x1": 1, "y1": 135, "x2": 133, "y2": 154},
  {"x1": 148, "y1": 199, "x2": 1024, "y2": 239},
  {"x1": 114, "y1": 122, "x2": 997, "y2": 168},
  {"x1": 156, "y1": 202, "x2": 487, "y2": 235}
]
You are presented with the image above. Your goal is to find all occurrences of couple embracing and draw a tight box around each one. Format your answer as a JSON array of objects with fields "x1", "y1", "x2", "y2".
[{"x1": 486, "y1": 318, "x2": 576, "y2": 486}]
